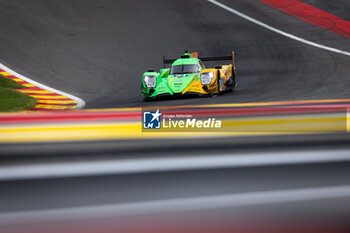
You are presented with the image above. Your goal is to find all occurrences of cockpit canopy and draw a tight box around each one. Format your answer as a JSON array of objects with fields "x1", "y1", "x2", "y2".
[{"x1": 169, "y1": 64, "x2": 200, "y2": 75}]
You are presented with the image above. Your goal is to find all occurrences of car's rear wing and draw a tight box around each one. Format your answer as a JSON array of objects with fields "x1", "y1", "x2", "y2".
[{"x1": 163, "y1": 51, "x2": 235, "y2": 68}]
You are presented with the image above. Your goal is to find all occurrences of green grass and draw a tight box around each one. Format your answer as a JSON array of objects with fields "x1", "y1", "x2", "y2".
[{"x1": 0, "y1": 73, "x2": 36, "y2": 112}]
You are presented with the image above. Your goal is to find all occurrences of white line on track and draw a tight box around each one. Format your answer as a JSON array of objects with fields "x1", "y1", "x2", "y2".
[
  {"x1": 1, "y1": 185, "x2": 350, "y2": 225},
  {"x1": 0, "y1": 62, "x2": 86, "y2": 109},
  {"x1": 1, "y1": 149, "x2": 350, "y2": 181},
  {"x1": 208, "y1": 0, "x2": 350, "y2": 57}
]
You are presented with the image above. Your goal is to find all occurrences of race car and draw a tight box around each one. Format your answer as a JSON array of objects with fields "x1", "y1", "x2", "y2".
[{"x1": 141, "y1": 51, "x2": 236, "y2": 100}]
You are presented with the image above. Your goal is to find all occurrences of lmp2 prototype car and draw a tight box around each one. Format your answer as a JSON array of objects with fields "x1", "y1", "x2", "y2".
[{"x1": 141, "y1": 51, "x2": 236, "y2": 100}]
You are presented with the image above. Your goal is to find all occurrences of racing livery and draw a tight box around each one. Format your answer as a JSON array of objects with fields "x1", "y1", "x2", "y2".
[{"x1": 141, "y1": 51, "x2": 236, "y2": 100}]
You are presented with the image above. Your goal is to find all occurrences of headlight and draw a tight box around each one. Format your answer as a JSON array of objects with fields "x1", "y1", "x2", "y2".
[
  {"x1": 201, "y1": 72, "x2": 214, "y2": 85},
  {"x1": 144, "y1": 75, "x2": 157, "y2": 88}
]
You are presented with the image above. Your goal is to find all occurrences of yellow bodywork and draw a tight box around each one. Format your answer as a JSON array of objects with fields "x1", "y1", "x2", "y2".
[{"x1": 182, "y1": 64, "x2": 235, "y2": 95}]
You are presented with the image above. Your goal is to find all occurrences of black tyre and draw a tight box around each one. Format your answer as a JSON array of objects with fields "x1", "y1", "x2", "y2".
[
  {"x1": 227, "y1": 66, "x2": 236, "y2": 89},
  {"x1": 217, "y1": 69, "x2": 221, "y2": 95},
  {"x1": 143, "y1": 97, "x2": 152, "y2": 102},
  {"x1": 232, "y1": 66, "x2": 237, "y2": 89}
]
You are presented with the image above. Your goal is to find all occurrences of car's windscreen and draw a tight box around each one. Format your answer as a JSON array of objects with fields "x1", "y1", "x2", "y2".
[{"x1": 169, "y1": 64, "x2": 199, "y2": 75}]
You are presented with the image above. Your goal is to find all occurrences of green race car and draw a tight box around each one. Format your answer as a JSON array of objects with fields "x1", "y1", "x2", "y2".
[{"x1": 141, "y1": 51, "x2": 236, "y2": 100}]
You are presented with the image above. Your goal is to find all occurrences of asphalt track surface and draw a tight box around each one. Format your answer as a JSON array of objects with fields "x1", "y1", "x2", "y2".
[
  {"x1": 1, "y1": 0, "x2": 350, "y2": 232},
  {"x1": 0, "y1": 0, "x2": 350, "y2": 108}
]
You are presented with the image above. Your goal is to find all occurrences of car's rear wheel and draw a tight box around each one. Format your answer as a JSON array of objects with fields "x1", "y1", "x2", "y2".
[
  {"x1": 226, "y1": 66, "x2": 236, "y2": 92},
  {"x1": 232, "y1": 66, "x2": 237, "y2": 89}
]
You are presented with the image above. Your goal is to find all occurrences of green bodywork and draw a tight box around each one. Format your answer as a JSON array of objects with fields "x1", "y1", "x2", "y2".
[{"x1": 141, "y1": 53, "x2": 204, "y2": 98}]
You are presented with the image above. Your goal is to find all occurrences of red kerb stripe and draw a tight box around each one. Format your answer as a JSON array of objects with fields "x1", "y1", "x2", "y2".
[{"x1": 260, "y1": 0, "x2": 350, "y2": 38}]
